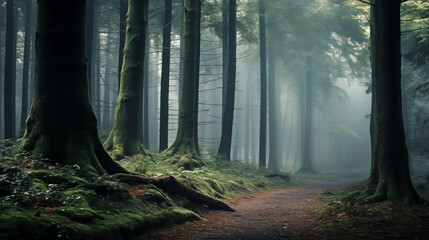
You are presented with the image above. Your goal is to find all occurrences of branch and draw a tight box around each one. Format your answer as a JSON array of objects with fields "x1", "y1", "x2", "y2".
[{"x1": 357, "y1": 0, "x2": 374, "y2": 6}]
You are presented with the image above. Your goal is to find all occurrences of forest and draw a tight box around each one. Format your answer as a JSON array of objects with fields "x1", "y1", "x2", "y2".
[{"x1": 0, "y1": 0, "x2": 429, "y2": 239}]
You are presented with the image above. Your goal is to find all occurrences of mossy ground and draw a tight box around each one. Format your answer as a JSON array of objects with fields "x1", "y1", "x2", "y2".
[
  {"x1": 311, "y1": 180, "x2": 429, "y2": 239},
  {"x1": 0, "y1": 140, "x2": 294, "y2": 240}
]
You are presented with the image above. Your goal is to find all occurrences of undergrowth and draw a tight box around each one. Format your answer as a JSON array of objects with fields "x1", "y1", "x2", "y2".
[
  {"x1": 0, "y1": 141, "x2": 294, "y2": 240},
  {"x1": 312, "y1": 180, "x2": 429, "y2": 239}
]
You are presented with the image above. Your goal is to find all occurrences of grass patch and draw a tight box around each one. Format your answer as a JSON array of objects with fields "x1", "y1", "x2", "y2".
[{"x1": 0, "y1": 142, "x2": 294, "y2": 240}]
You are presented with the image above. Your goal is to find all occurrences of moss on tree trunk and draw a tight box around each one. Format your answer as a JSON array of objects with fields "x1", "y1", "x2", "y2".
[
  {"x1": 162, "y1": 0, "x2": 205, "y2": 170},
  {"x1": 20, "y1": 0, "x2": 128, "y2": 178},
  {"x1": 104, "y1": 0, "x2": 149, "y2": 160}
]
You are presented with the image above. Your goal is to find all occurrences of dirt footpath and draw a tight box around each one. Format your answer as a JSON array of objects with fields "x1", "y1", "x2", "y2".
[{"x1": 135, "y1": 178, "x2": 359, "y2": 240}]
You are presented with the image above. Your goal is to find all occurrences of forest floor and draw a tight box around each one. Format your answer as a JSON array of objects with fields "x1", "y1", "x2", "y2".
[{"x1": 135, "y1": 177, "x2": 429, "y2": 240}]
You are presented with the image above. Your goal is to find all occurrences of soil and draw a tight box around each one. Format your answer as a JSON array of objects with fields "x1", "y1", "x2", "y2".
[{"x1": 134, "y1": 178, "x2": 359, "y2": 240}]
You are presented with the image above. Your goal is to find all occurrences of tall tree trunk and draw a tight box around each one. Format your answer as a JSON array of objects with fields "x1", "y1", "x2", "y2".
[
  {"x1": 94, "y1": 26, "x2": 101, "y2": 125},
  {"x1": 103, "y1": 32, "x2": 112, "y2": 129},
  {"x1": 104, "y1": 0, "x2": 149, "y2": 159},
  {"x1": 368, "y1": 0, "x2": 421, "y2": 204},
  {"x1": 163, "y1": 0, "x2": 204, "y2": 170},
  {"x1": 20, "y1": 0, "x2": 128, "y2": 178},
  {"x1": 267, "y1": 52, "x2": 279, "y2": 170},
  {"x1": 221, "y1": 0, "x2": 228, "y2": 121},
  {"x1": 118, "y1": 0, "x2": 127, "y2": 90},
  {"x1": 159, "y1": 0, "x2": 173, "y2": 152},
  {"x1": 193, "y1": 0, "x2": 202, "y2": 154},
  {"x1": 217, "y1": 0, "x2": 237, "y2": 161},
  {"x1": 143, "y1": 33, "x2": 150, "y2": 148},
  {"x1": 298, "y1": 56, "x2": 315, "y2": 173},
  {"x1": 29, "y1": 3, "x2": 37, "y2": 114},
  {"x1": 245, "y1": 69, "x2": 250, "y2": 162},
  {"x1": 367, "y1": 0, "x2": 378, "y2": 194},
  {"x1": 258, "y1": 0, "x2": 267, "y2": 168},
  {"x1": 20, "y1": 0, "x2": 33, "y2": 135},
  {"x1": 178, "y1": 0, "x2": 184, "y2": 104},
  {"x1": 85, "y1": 0, "x2": 95, "y2": 102},
  {"x1": 4, "y1": 0, "x2": 17, "y2": 140}
]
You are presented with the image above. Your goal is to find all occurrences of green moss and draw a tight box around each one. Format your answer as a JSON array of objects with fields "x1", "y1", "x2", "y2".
[{"x1": 56, "y1": 206, "x2": 98, "y2": 223}]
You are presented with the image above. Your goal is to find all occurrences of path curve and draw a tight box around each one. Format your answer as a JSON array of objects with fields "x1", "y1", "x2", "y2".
[{"x1": 135, "y1": 178, "x2": 359, "y2": 240}]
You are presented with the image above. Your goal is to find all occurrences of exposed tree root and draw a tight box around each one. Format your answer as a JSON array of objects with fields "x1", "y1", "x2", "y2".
[{"x1": 116, "y1": 174, "x2": 234, "y2": 211}]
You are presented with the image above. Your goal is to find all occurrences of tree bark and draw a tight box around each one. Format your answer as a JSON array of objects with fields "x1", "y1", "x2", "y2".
[
  {"x1": 104, "y1": 0, "x2": 149, "y2": 159},
  {"x1": 159, "y1": 0, "x2": 173, "y2": 152},
  {"x1": 368, "y1": 0, "x2": 421, "y2": 204},
  {"x1": 162, "y1": 0, "x2": 205, "y2": 170},
  {"x1": 20, "y1": 0, "x2": 128, "y2": 178},
  {"x1": 20, "y1": 0, "x2": 33, "y2": 135},
  {"x1": 217, "y1": 0, "x2": 237, "y2": 161},
  {"x1": 298, "y1": 56, "x2": 315, "y2": 173},
  {"x1": 4, "y1": 0, "x2": 17, "y2": 140},
  {"x1": 258, "y1": 0, "x2": 267, "y2": 168}
]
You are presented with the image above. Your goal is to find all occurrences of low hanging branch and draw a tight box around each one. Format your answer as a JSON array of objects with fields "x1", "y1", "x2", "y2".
[{"x1": 116, "y1": 174, "x2": 235, "y2": 212}]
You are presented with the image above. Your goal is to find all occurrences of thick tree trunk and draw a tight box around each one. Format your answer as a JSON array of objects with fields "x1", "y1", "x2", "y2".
[
  {"x1": 163, "y1": 0, "x2": 204, "y2": 170},
  {"x1": 159, "y1": 0, "x2": 173, "y2": 152},
  {"x1": 104, "y1": 0, "x2": 149, "y2": 159},
  {"x1": 20, "y1": 0, "x2": 33, "y2": 135},
  {"x1": 4, "y1": 0, "x2": 17, "y2": 140},
  {"x1": 298, "y1": 56, "x2": 315, "y2": 173},
  {"x1": 268, "y1": 52, "x2": 279, "y2": 170},
  {"x1": 368, "y1": 0, "x2": 421, "y2": 204},
  {"x1": 258, "y1": 0, "x2": 267, "y2": 168},
  {"x1": 20, "y1": 0, "x2": 128, "y2": 178},
  {"x1": 118, "y1": 0, "x2": 127, "y2": 90},
  {"x1": 221, "y1": 0, "x2": 228, "y2": 121},
  {"x1": 217, "y1": 0, "x2": 237, "y2": 161}
]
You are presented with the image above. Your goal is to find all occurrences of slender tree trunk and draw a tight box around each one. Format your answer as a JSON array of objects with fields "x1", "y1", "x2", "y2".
[
  {"x1": 217, "y1": 0, "x2": 237, "y2": 161},
  {"x1": 159, "y1": 0, "x2": 173, "y2": 152},
  {"x1": 367, "y1": 0, "x2": 378, "y2": 194},
  {"x1": 85, "y1": 0, "x2": 95, "y2": 102},
  {"x1": 298, "y1": 56, "x2": 315, "y2": 173},
  {"x1": 163, "y1": 0, "x2": 205, "y2": 170},
  {"x1": 143, "y1": 33, "x2": 150, "y2": 148},
  {"x1": 104, "y1": 0, "x2": 149, "y2": 159},
  {"x1": 29, "y1": 3, "x2": 36, "y2": 113},
  {"x1": 20, "y1": 0, "x2": 33, "y2": 135},
  {"x1": 178, "y1": 0, "x2": 184, "y2": 104},
  {"x1": 258, "y1": 0, "x2": 267, "y2": 168},
  {"x1": 118, "y1": 0, "x2": 127, "y2": 90},
  {"x1": 193, "y1": 0, "x2": 202, "y2": 153},
  {"x1": 221, "y1": 0, "x2": 228, "y2": 121},
  {"x1": 94, "y1": 27, "x2": 101, "y2": 125},
  {"x1": 103, "y1": 32, "x2": 112, "y2": 129},
  {"x1": 368, "y1": 0, "x2": 421, "y2": 204},
  {"x1": 4, "y1": 0, "x2": 17, "y2": 140},
  {"x1": 20, "y1": 0, "x2": 128, "y2": 178},
  {"x1": 245, "y1": 69, "x2": 250, "y2": 162},
  {"x1": 267, "y1": 52, "x2": 279, "y2": 170}
]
